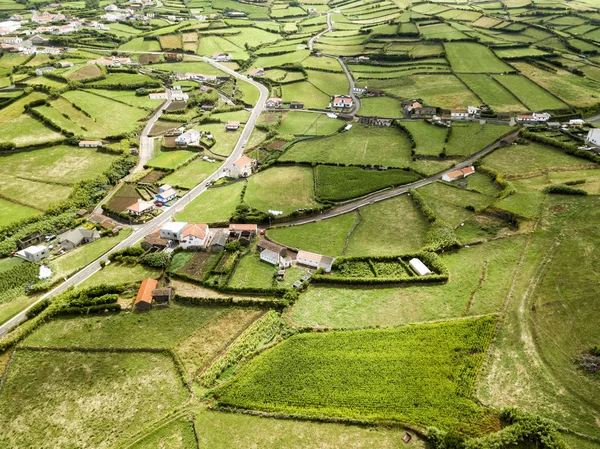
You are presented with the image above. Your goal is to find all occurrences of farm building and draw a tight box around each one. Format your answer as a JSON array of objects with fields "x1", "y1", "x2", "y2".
[
  {"x1": 127, "y1": 199, "x2": 155, "y2": 217},
  {"x1": 212, "y1": 52, "x2": 232, "y2": 62},
  {"x1": 180, "y1": 223, "x2": 210, "y2": 249},
  {"x1": 249, "y1": 67, "x2": 264, "y2": 77},
  {"x1": 175, "y1": 129, "x2": 200, "y2": 145},
  {"x1": 296, "y1": 250, "x2": 335, "y2": 273},
  {"x1": 58, "y1": 61, "x2": 73, "y2": 68},
  {"x1": 155, "y1": 187, "x2": 177, "y2": 203},
  {"x1": 586, "y1": 129, "x2": 600, "y2": 146},
  {"x1": 152, "y1": 287, "x2": 172, "y2": 305},
  {"x1": 260, "y1": 249, "x2": 281, "y2": 266},
  {"x1": 160, "y1": 222, "x2": 187, "y2": 241},
  {"x1": 517, "y1": 112, "x2": 551, "y2": 123},
  {"x1": 79, "y1": 140, "x2": 102, "y2": 148},
  {"x1": 57, "y1": 228, "x2": 100, "y2": 251},
  {"x1": 265, "y1": 97, "x2": 282, "y2": 109},
  {"x1": 17, "y1": 232, "x2": 43, "y2": 250},
  {"x1": 569, "y1": 119, "x2": 585, "y2": 127},
  {"x1": 229, "y1": 223, "x2": 257, "y2": 234},
  {"x1": 290, "y1": 102, "x2": 304, "y2": 109},
  {"x1": 15, "y1": 245, "x2": 49, "y2": 262},
  {"x1": 149, "y1": 92, "x2": 168, "y2": 100},
  {"x1": 135, "y1": 278, "x2": 157, "y2": 311},
  {"x1": 442, "y1": 166, "x2": 475, "y2": 182},
  {"x1": 450, "y1": 110, "x2": 469, "y2": 120},
  {"x1": 35, "y1": 66, "x2": 55, "y2": 76},
  {"x1": 257, "y1": 240, "x2": 289, "y2": 267},
  {"x1": 172, "y1": 92, "x2": 189, "y2": 102},
  {"x1": 229, "y1": 155, "x2": 256, "y2": 178},
  {"x1": 142, "y1": 229, "x2": 169, "y2": 251},
  {"x1": 226, "y1": 121, "x2": 240, "y2": 131},
  {"x1": 209, "y1": 229, "x2": 229, "y2": 252},
  {"x1": 332, "y1": 95, "x2": 353, "y2": 108},
  {"x1": 409, "y1": 258, "x2": 431, "y2": 276}
]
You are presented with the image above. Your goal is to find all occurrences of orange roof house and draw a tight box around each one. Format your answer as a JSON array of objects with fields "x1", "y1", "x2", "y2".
[{"x1": 135, "y1": 278, "x2": 157, "y2": 311}]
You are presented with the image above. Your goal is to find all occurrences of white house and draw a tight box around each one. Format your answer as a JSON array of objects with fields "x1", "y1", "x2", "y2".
[
  {"x1": 517, "y1": 112, "x2": 551, "y2": 123},
  {"x1": 260, "y1": 249, "x2": 280, "y2": 265},
  {"x1": 451, "y1": 110, "x2": 469, "y2": 120},
  {"x1": 155, "y1": 187, "x2": 177, "y2": 203},
  {"x1": 442, "y1": 166, "x2": 475, "y2": 182},
  {"x1": 296, "y1": 250, "x2": 335, "y2": 273},
  {"x1": 127, "y1": 199, "x2": 155, "y2": 216},
  {"x1": 79, "y1": 140, "x2": 102, "y2": 148},
  {"x1": 16, "y1": 245, "x2": 49, "y2": 262},
  {"x1": 160, "y1": 222, "x2": 187, "y2": 241},
  {"x1": 0, "y1": 36, "x2": 22, "y2": 44},
  {"x1": 569, "y1": 119, "x2": 585, "y2": 127},
  {"x1": 226, "y1": 121, "x2": 240, "y2": 130},
  {"x1": 332, "y1": 95, "x2": 353, "y2": 108},
  {"x1": 265, "y1": 97, "x2": 282, "y2": 109},
  {"x1": 0, "y1": 21, "x2": 21, "y2": 33},
  {"x1": 249, "y1": 67, "x2": 264, "y2": 77},
  {"x1": 467, "y1": 106, "x2": 480, "y2": 115},
  {"x1": 172, "y1": 92, "x2": 189, "y2": 101},
  {"x1": 175, "y1": 129, "x2": 201, "y2": 145},
  {"x1": 229, "y1": 155, "x2": 256, "y2": 178},
  {"x1": 149, "y1": 92, "x2": 168, "y2": 100},
  {"x1": 353, "y1": 86, "x2": 367, "y2": 94},
  {"x1": 212, "y1": 52, "x2": 231, "y2": 62},
  {"x1": 586, "y1": 128, "x2": 600, "y2": 146},
  {"x1": 180, "y1": 223, "x2": 209, "y2": 249},
  {"x1": 409, "y1": 258, "x2": 431, "y2": 276}
]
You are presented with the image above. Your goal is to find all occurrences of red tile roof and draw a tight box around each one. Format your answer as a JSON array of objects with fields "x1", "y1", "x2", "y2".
[
  {"x1": 229, "y1": 223, "x2": 258, "y2": 232},
  {"x1": 135, "y1": 278, "x2": 157, "y2": 305},
  {"x1": 183, "y1": 223, "x2": 208, "y2": 239}
]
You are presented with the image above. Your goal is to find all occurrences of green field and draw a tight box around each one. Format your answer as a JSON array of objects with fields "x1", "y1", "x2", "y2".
[
  {"x1": 281, "y1": 81, "x2": 331, "y2": 109},
  {"x1": 244, "y1": 166, "x2": 321, "y2": 215},
  {"x1": 445, "y1": 42, "x2": 514, "y2": 73},
  {"x1": 306, "y1": 70, "x2": 350, "y2": 96},
  {"x1": 316, "y1": 166, "x2": 420, "y2": 201},
  {"x1": 80, "y1": 263, "x2": 160, "y2": 289},
  {"x1": 132, "y1": 419, "x2": 197, "y2": 449},
  {"x1": 277, "y1": 112, "x2": 344, "y2": 136},
  {"x1": 493, "y1": 74, "x2": 568, "y2": 111},
  {"x1": 280, "y1": 125, "x2": 413, "y2": 168},
  {"x1": 445, "y1": 122, "x2": 513, "y2": 156},
  {"x1": 358, "y1": 96, "x2": 404, "y2": 118},
  {"x1": 146, "y1": 150, "x2": 197, "y2": 170},
  {"x1": 0, "y1": 197, "x2": 41, "y2": 227},
  {"x1": 402, "y1": 121, "x2": 447, "y2": 157},
  {"x1": 160, "y1": 158, "x2": 218, "y2": 189},
  {"x1": 175, "y1": 181, "x2": 244, "y2": 223},
  {"x1": 0, "y1": 350, "x2": 189, "y2": 448},
  {"x1": 458, "y1": 74, "x2": 525, "y2": 112},
  {"x1": 216, "y1": 317, "x2": 497, "y2": 435},
  {"x1": 228, "y1": 252, "x2": 276, "y2": 289}
]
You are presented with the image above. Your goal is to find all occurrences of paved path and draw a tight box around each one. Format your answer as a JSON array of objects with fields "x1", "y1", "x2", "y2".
[
  {"x1": 308, "y1": 12, "x2": 332, "y2": 51},
  {"x1": 0, "y1": 60, "x2": 269, "y2": 338}
]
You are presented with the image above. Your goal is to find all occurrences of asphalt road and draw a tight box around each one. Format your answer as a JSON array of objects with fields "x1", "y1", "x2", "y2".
[{"x1": 0, "y1": 61, "x2": 269, "y2": 338}]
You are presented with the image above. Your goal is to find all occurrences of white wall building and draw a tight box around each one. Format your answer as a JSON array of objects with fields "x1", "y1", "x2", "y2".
[
  {"x1": 409, "y1": 258, "x2": 431, "y2": 276},
  {"x1": 180, "y1": 223, "x2": 209, "y2": 249},
  {"x1": 586, "y1": 128, "x2": 600, "y2": 146},
  {"x1": 175, "y1": 129, "x2": 200, "y2": 145},
  {"x1": 16, "y1": 245, "x2": 49, "y2": 262},
  {"x1": 160, "y1": 222, "x2": 187, "y2": 241}
]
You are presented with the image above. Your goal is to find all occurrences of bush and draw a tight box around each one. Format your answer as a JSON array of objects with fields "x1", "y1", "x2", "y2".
[
  {"x1": 543, "y1": 184, "x2": 587, "y2": 195},
  {"x1": 25, "y1": 299, "x2": 50, "y2": 319},
  {"x1": 140, "y1": 251, "x2": 171, "y2": 268},
  {"x1": 108, "y1": 247, "x2": 145, "y2": 261}
]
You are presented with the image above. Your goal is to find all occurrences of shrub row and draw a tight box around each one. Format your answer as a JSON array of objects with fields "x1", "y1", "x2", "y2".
[
  {"x1": 174, "y1": 294, "x2": 288, "y2": 310},
  {"x1": 167, "y1": 270, "x2": 289, "y2": 297},
  {"x1": 409, "y1": 189, "x2": 459, "y2": 252},
  {"x1": 543, "y1": 184, "x2": 588, "y2": 195},
  {"x1": 521, "y1": 130, "x2": 600, "y2": 165}
]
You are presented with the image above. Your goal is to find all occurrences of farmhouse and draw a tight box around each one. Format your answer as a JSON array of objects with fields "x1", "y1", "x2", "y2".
[
  {"x1": 35, "y1": 66, "x2": 55, "y2": 76},
  {"x1": 57, "y1": 228, "x2": 100, "y2": 251},
  {"x1": 180, "y1": 223, "x2": 210, "y2": 249},
  {"x1": 226, "y1": 121, "x2": 240, "y2": 131},
  {"x1": 229, "y1": 155, "x2": 256, "y2": 178},
  {"x1": 135, "y1": 278, "x2": 157, "y2": 311},
  {"x1": 149, "y1": 92, "x2": 168, "y2": 100},
  {"x1": 0, "y1": 36, "x2": 22, "y2": 45},
  {"x1": 265, "y1": 97, "x2": 282, "y2": 109},
  {"x1": 332, "y1": 95, "x2": 353, "y2": 108},
  {"x1": 79, "y1": 140, "x2": 103, "y2": 148},
  {"x1": 16, "y1": 245, "x2": 49, "y2": 263},
  {"x1": 517, "y1": 112, "x2": 551, "y2": 123},
  {"x1": 249, "y1": 67, "x2": 265, "y2": 77},
  {"x1": 296, "y1": 250, "x2": 335, "y2": 273},
  {"x1": 155, "y1": 187, "x2": 177, "y2": 203},
  {"x1": 450, "y1": 110, "x2": 469, "y2": 120},
  {"x1": 212, "y1": 52, "x2": 232, "y2": 62},
  {"x1": 409, "y1": 258, "x2": 431, "y2": 276},
  {"x1": 127, "y1": 199, "x2": 155, "y2": 217},
  {"x1": 175, "y1": 129, "x2": 200, "y2": 145},
  {"x1": 586, "y1": 129, "x2": 600, "y2": 146},
  {"x1": 442, "y1": 166, "x2": 475, "y2": 182},
  {"x1": 160, "y1": 221, "x2": 187, "y2": 241}
]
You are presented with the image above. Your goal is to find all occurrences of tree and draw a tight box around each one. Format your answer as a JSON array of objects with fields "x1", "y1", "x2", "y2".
[{"x1": 85, "y1": 0, "x2": 99, "y2": 9}]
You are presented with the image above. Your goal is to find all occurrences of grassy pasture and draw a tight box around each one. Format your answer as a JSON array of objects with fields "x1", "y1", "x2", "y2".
[
  {"x1": 87, "y1": 89, "x2": 159, "y2": 109},
  {"x1": 445, "y1": 122, "x2": 513, "y2": 157},
  {"x1": 315, "y1": 166, "x2": 420, "y2": 201},
  {"x1": 64, "y1": 64, "x2": 103, "y2": 81},
  {"x1": 277, "y1": 111, "x2": 343, "y2": 135},
  {"x1": 80, "y1": 263, "x2": 160, "y2": 289},
  {"x1": 358, "y1": 96, "x2": 404, "y2": 118},
  {"x1": 0, "y1": 198, "x2": 40, "y2": 227},
  {"x1": 175, "y1": 181, "x2": 244, "y2": 223},
  {"x1": 281, "y1": 81, "x2": 331, "y2": 109},
  {"x1": 306, "y1": 70, "x2": 350, "y2": 96},
  {"x1": 160, "y1": 158, "x2": 217, "y2": 189},
  {"x1": 0, "y1": 350, "x2": 188, "y2": 449},
  {"x1": 445, "y1": 42, "x2": 514, "y2": 73},
  {"x1": 244, "y1": 166, "x2": 320, "y2": 215},
  {"x1": 402, "y1": 121, "x2": 447, "y2": 157},
  {"x1": 301, "y1": 55, "x2": 344, "y2": 72},
  {"x1": 493, "y1": 74, "x2": 568, "y2": 111},
  {"x1": 216, "y1": 317, "x2": 497, "y2": 435},
  {"x1": 280, "y1": 124, "x2": 413, "y2": 168},
  {"x1": 195, "y1": 122, "x2": 241, "y2": 157},
  {"x1": 132, "y1": 419, "x2": 197, "y2": 449},
  {"x1": 458, "y1": 74, "x2": 525, "y2": 112},
  {"x1": 0, "y1": 174, "x2": 71, "y2": 211},
  {"x1": 253, "y1": 50, "x2": 311, "y2": 68},
  {"x1": 228, "y1": 252, "x2": 276, "y2": 289},
  {"x1": 419, "y1": 22, "x2": 469, "y2": 40},
  {"x1": 146, "y1": 150, "x2": 197, "y2": 170}
]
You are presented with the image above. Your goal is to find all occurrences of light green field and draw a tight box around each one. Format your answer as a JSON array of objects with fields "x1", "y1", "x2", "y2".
[
  {"x1": 277, "y1": 112, "x2": 344, "y2": 135},
  {"x1": 301, "y1": 55, "x2": 344, "y2": 72},
  {"x1": 306, "y1": 70, "x2": 350, "y2": 96},
  {"x1": 228, "y1": 252, "x2": 275, "y2": 289},
  {"x1": 87, "y1": 89, "x2": 160, "y2": 109},
  {"x1": 0, "y1": 198, "x2": 40, "y2": 227},
  {"x1": 160, "y1": 158, "x2": 218, "y2": 189},
  {"x1": 358, "y1": 96, "x2": 404, "y2": 118},
  {"x1": 445, "y1": 122, "x2": 513, "y2": 156},
  {"x1": 79, "y1": 263, "x2": 160, "y2": 289},
  {"x1": 196, "y1": 122, "x2": 241, "y2": 157},
  {"x1": 119, "y1": 37, "x2": 162, "y2": 52},
  {"x1": 493, "y1": 74, "x2": 568, "y2": 111},
  {"x1": 281, "y1": 81, "x2": 331, "y2": 109},
  {"x1": 146, "y1": 150, "x2": 197, "y2": 170},
  {"x1": 445, "y1": 42, "x2": 514, "y2": 73},
  {"x1": 131, "y1": 419, "x2": 197, "y2": 449},
  {"x1": 245, "y1": 166, "x2": 321, "y2": 215},
  {"x1": 253, "y1": 50, "x2": 311, "y2": 68},
  {"x1": 458, "y1": 74, "x2": 525, "y2": 113},
  {"x1": 402, "y1": 121, "x2": 447, "y2": 157},
  {"x1": 175, "y1": 181, "x2": 244, "y2": 223}
]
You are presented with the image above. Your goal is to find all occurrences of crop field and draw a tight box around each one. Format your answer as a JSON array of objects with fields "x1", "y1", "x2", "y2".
[
  {"x1": 244, "y1": 166, "x2": 320, "y2": 215},
  {"x1": 216, "y1": 317, "x2": 497, "y2": 435},
  {"x1": 493, "y1": 74, "x2": 568, "y2": 111},
  {"x1": 445, "y1": 42, "x2": 514, "y2": 73},
  {"x1": 458, "y1": 74, "x2": 525, "y2": 112},
  {"x1": 175, "y1": 181, "x2": 244, "y2": 223},
  {"x1": 358, "y1": 96, "x2": 404, "y2": 118},
  {"x1": 146, "y1": 149, "x2": 197, "y2": 170},
  {"x1": 292, "y1": 236, "x2": 527, "y2": 328},
  {"x1": 280, "y1": 124, "x2": 413, "y2": 168},
  {"x1": 277, "y1": 112, "x2": 343, "y2": 135},
  {"x1": 367, "y1": 75, "x2": 480, "y2": 109},
  {"x1": 316, "y1": 166, "x2": 420, "y2": 202},
  {"x1": 159, "y1": 33, "x2": 183, "y2": 50},
  {"x1": 445, "y1": 122, "x2": 513, "y2": 156},
  {"x1": 0, "y1": 350, "x2": 189, "y2": 449},
  {"x1": 281, "y1": 81, "x2": 331, "y2": 109},
  {"x1": 160, "y1": 158, "x2": 217, "y2": 189},
  {"x1": 483, "y1": 141, "x2": 589, "y2": 175}
]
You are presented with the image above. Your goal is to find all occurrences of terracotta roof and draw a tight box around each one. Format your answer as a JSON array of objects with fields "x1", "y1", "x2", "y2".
[
  {"x1": 127, "y1": 199, "x2": 154, "y2": 213},
  {"x1": 234, "y1": 155, "x2": 253, "y2": 168},
  {"x1": 445, "y1": 169, "x2": 463, "y2": 180},
  {"x1": 461, "y1": 166, "x2": 475, "y2": 176},
  {"x1": 229, "y1": 223, "x2": 257, "y2": 232},
  {"x1": 333, "y1": 96, "x2": 352, "y2": 104},
  {"x1": 183, "y1": 223, "x2": 208, "y2": 239},
  {"x1": 135, "y1": 278, "x2": 157, "y2": 305}
]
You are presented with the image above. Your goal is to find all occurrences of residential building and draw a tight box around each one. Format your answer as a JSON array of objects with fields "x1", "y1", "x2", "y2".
[
  {"x1": 442, "y1": 166, "x2": 475, "y2": 182},
  {"x1": 141, "y1": 229, "x2": 169, "y2": 251},
  {"x1": 79, "y1": 140, "x2": 102, "y2": 148},
  {"x1": 32, "y1": 11, "x2": 66, "y2": 24},
  {"x1": 229, "y1": 223, "x2": 258, "y2": 234},
  {"x1": 172, "y1": 92, "x2": 189, "y2": 101},
  {"x1": 211, "y1": 52, "x2": 232, "y2": 62},
  {"x1": 155, "y1": 187, "x2": 177, "y2": 203},
  {"x1": 175, "y1": 129, "x2": 201, "y2": 145},
  {"x1": 88, "y1": 56, "x2": 132, "y2": 67},
  {"x1": 226, "y1": 121, "x2": 240, "y2": 131},
  {"x1": 35, "y1": 66, "x2": 55, "y2": 76},
  {"x1": 353, "y1": 86, "x2": 367, "y2": 94},
  {"x1": 16, "y1": 245, "x2": 49, "y2": 262},
  {"x1": 160, "y1": 222, "x2": 187, "y2": 241},
  {"x1": 180, "y1": 223, "x2": 210, "y2": 249},
  {"x1": 104, "y1": 4, "x2": 119, "y2": 11},
  {"x1": 516, "y1": 112, "x2": 551, "y2": 123},
  {"x1": 30, "y1": 35, "x2": 49, "y2": 45},
  {"x1": 265, "y1": 97, "x2": 282, "y2": 109},
  {"x1": 260, "y1": 249, "x2": 281, "y2": 266},
  {"x1": 450, "y1": 110, "x2": 469, "y2": 120},
  {"x1": 409, "y1": 258, "x2": 431, "y2": 276},
  {"x1": 249, "y1": 67, "x2": 264, "y2": 77},
  {"x1": 569, "y1": 119, "x2": 585, "y2": 127},
  {"x1": 229, "y1": 155, "x2": 256, "y2": 178},
  {"x1": 0, "y1": 21, "x2": 21, "y2": 33},
  {"x1": 159, "y1": 184, "x2": 172, "y2": 192},
  {"x1": 296, "y1": 250, "x2": 335, "y2": 273},
  {"x1": 467, "y1": 106, "x2": 480, "y2": 115},
  {"x1": 127, "y1": 199, "x2": 155, "y2": 216},
  {"x1": 332, "y1": 95, "x2": 353, "y2": 108},
  {"x1": 57, "y1": 228, "x2": 100, "y2": 251},
  {"x1": 16, "y1": 232, "x2": 43, "y2": 250},
  {"x1": 149, "y1": 92, "x2": 168, "y2": 100},
  {"x1": 257, "y1": 240, "x2": 288, "y2": 266},
  {"x1": 586, "y1": 128, "x2": 600, "y2": 146},
  {"x1": 0, "y1": 36, "x2": 22, "y2": 44},
  {"x1": 135, "y1": 278, "x2": 157, "y2": 311}
]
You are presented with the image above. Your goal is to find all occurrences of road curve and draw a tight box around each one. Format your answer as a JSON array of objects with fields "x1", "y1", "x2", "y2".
[{"x1": 0, "y1": 60, "x2": 269, "y2": 338}]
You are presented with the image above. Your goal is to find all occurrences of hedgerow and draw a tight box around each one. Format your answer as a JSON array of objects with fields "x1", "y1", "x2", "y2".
[
  {"x1": 543, "y1": 184, "x2": 588, "y2": 195},
  {"x1": 410, "y1": 189, "x2": 459, "y2": 252}
]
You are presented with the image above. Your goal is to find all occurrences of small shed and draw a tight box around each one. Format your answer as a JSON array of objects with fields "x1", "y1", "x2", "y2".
[
  {"x1": 409, "y1": 258, "x2": 431, "y2": 276},
  {"x1": 152, "y1": 287, "x2": 173, "y2": 304},
  {"x1": 135, "y1": 278, "x2": 157, "y2": 311}
]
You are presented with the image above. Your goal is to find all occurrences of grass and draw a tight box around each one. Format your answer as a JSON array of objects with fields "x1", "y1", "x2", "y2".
[
  {"x1": 445, "y1": 122, "x2": 513, "y2": 157},
  {"x1": 458, "y1": 74, "x2": 525, "y2": 113},
  {"x1": 195, "y1": 123, "x2": 242, "y2": 157},
  {"x1": 120, "y1": 37, "x2": 162, "y2": 52},
  {"x1": 367, "y1": 74, "x2": 480, "y2": 110},
  {"x1": 445, "y1": 42, "x2": 514, "y2": 73},
  {"x1": 358, "y1": 96, "x2": 404, "y2": 118},
  {"x1": 267, "y1": 212, "x2": 358, "y2": 256},
  {"x1": 483, "y1": 141, "x2": 590, "y2": 175},
  {"x1": 292, "y1": 236, "x2": 527, "y2": 328},
  {"x1": 345, "y1": 195, "x2": 429, "y2": 256},
  {"x1": 216, "y1": 317, "x2": 497, "y2": 435},
  {"x1": 280, "y1": 124, "x2": 413, "y2": 168},
  {"x1": 0, "y1": 198, "x2": 41, "y2": 227},
  {"x1": 302, "y1": 55, "x2": 344, "y2": 72},
  {"x1": 244, "y1": 166, "x2": 320, "y2": 215},
  {"x1": 403, "y1": 121, "x2": 447, "y2": 157},
  {"x1": 493, "y1": 74, "x2": 568, "y2": 111},
  {"x1": 194, "y1": 408, "x2": 426, "y2": 448},
  {"x1": 419, "y1": 22, "x2": 469, "y2": 40},
  {"x1": 79, "y1": 263, "x2": 160, "y2": 289},
  {"x1": 277, "y1": 111, "x2": 343, "y2": 136},
  {"x1": 25, "y1": 302, "x2": 229, "y2": 348},
  {"x1": 175, "y1": 181, "x2": 244, "y2": 223},
  {"x1": 316, "y1": 166, "x2": 420, "y2": 201},
  {"x1": 132, "y1": 419, "x2": 197, "y2": 449},
  {"x1": 306, "y1": 70, "x2": 350, "y2": 96},
  {"x1": 160, "y1": 158, "x2": 218, "y2": 189},
  {"x1": 87, "y1": 89, "x2": 160, "y2": 110},
  {"x1": 281, "y1": 81, "x2": 331, "y2": 109},
  {"x1": 0, "y1": 350, "x2": 189, "y2": 449},
  {"x1": 228, "y1": 252, "x2": 275, "y2": 289},
  {"x1": 146, "y1": 150, "x2": 197, "y2": 170}
]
